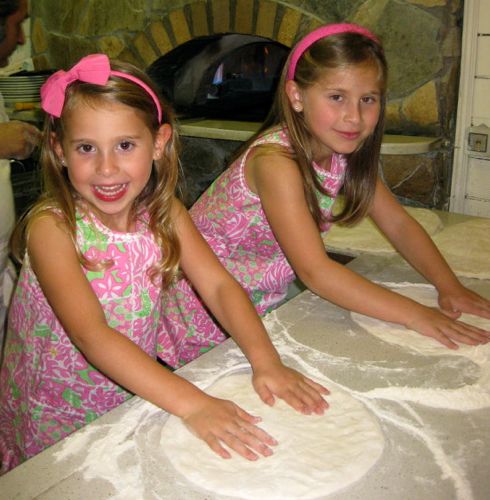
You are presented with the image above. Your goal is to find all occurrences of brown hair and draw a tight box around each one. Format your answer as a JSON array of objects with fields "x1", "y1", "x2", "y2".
[
  {"x1": 234, "y1": 29, "x2": 387, "y2": 227},
  {"x1": 11, "y1": 60, "x2": 181, "y2": 287}
]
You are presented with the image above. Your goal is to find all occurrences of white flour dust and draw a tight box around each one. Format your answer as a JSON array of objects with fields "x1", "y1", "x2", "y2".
[
  {"x1": 51, "y1": 285, "x2": 489, "y2": 500},
  {"x1": 262, "y1": 303, "x2": 490, "y2": 500},
  {"x1": 350, "y1": 282, "x2": 490, "y2": 410}
]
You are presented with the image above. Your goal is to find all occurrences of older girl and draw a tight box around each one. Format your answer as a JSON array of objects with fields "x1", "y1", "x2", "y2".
[{"x1": 162, "y1": 23, "x2": 489, "y2": 364}]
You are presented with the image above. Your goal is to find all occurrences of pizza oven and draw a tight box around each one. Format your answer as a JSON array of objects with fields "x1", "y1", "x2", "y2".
[{"x1": 147, "y1": 33, "x2": 288, "y2": 121}]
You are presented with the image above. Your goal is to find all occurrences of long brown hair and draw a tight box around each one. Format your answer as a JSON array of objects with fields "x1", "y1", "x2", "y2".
[
  {"x1": 234, "y1": 29, "x2": 387, "y2": 227},
  {"x1": 11, "y1": 60, "x2": 181, "y2": 287}
]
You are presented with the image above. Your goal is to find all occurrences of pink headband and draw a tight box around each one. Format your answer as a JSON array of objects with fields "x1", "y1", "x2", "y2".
[
  {"x1": 287, "y1": 23, "x2": 380, "y2": 81},
  {"x1": 40, "y1": 53, "x2": 163, "y2": 123}
]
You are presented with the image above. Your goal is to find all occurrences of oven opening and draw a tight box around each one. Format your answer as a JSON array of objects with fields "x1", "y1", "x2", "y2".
[{"x1": 147, "y1": 33, "x2": 289, "y2": 121}]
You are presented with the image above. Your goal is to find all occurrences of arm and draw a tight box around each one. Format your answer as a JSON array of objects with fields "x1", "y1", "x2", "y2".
[
  {"x1": 172, "y1": 199, "x2": 329, "y2": 414},
  {"x1": 250, "y1": 152, "x2": 489, "y2": 349},
  {"x1": 370, "y1": 179, "x2": 490, "y2": 320},
  {"x1": 0, "y1": 121, "x2": 42, "y2": 159},
  {"x1": 28, "y1": 211, "x2": 274, "y2": 461}
]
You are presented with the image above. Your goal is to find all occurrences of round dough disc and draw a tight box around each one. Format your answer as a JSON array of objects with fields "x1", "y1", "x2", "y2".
[
  {"x1": 432, "y1": 218, "x2": 490, "y2": 279},
  {"x1": 324, "y1": 206, "x2": 443, "y2": 255},
  {"x1": 161, "y1": 372, "x2": 384, "y2": 499},
  {"x1": 351, "y1": 283, "x2": 490, "y2": 355}
]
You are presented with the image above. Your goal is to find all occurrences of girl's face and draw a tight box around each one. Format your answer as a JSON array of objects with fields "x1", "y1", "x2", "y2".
[
  {"x1": 54, "y1": 99, "x2": 170, "y2": 232},
  {"x1": 286, "y1": 62, "x2": 382, "y2": 164}
]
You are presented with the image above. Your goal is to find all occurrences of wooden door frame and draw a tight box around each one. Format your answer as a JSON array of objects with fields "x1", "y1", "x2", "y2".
[{"x1": 450, "y1": 0, "x2": 479, "y2": 213}]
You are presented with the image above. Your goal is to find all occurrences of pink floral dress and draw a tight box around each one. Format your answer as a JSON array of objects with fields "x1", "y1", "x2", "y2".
[
  {"x1": 0, "y1": 207, "x2": 165, "y2": 473},
  {"x1": 160, "y1": 126, "x2": 346, "y2": 367}
]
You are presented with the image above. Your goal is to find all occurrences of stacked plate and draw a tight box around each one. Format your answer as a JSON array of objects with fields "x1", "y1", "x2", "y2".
[{"x1": 0, "y1": 72, "x2": 51, "y2": 106}]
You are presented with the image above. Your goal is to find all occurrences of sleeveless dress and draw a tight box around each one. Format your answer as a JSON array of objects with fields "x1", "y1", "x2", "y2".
[
  {"x1": 160, "y1": 126, "x2": 347, "y2": 367},
  {"x1": 0, "y1": 207, "x2": 165, "y2": 473}
]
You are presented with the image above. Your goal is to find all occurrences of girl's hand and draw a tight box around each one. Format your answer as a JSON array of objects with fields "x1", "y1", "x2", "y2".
[
  {"x1": 252, "y1": 362, "x2": 330, "y2": 415},
  {"x1": 406, "y1": 304, "x2": 490, "y2": 349},
  {"x1": 182, "y1": 395, "x2": 277, "y2": 461},
  {"x1": 438, "y1": 285, "x2": 490, "y2": 321}
]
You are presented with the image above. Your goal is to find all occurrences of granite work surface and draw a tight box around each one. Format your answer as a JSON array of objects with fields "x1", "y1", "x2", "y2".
[{"x1": 1, "y1": 256, "x2": 489, "y2": 500}]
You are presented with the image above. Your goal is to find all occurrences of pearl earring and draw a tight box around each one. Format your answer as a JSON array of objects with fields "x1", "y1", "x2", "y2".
[{"x1": 294, "y1": 104, "x2": 301, "y2": 112}]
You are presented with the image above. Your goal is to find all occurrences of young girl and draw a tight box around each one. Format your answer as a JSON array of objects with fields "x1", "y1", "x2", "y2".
[
  {"x1": 0, "y1": 54, "x2": 329, "y2": 473},
  {"x1": 162, "y1": 23, "x2": 490, "y2": 361}
]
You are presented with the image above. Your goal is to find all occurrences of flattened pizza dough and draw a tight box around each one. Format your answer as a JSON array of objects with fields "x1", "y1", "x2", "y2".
[
  {"x1": 323, "y1": 205, "x2": 443, "y2": 255},
  {"x1": 432, "y1": 218, "x2": 490, "y2": 279},
  {"x1": 351, "y1": 283, "x2": 490, "y2": 356},
  {"x1": 161, "y1": 373, "x2": 384, "y2": 499}
]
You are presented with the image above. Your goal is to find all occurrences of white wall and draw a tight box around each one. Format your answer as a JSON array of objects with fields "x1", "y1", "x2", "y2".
[
  {"x1": 473, "y1": 2, "x2": 490, "y2": 127},
  {"x1": 450, "y1": 0, "x2": 490, "y2": 217}
]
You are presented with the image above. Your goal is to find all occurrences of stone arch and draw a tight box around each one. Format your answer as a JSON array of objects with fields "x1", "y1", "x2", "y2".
[{"x1": 126, "y1": 0, "x2": 325, "y2": 69}]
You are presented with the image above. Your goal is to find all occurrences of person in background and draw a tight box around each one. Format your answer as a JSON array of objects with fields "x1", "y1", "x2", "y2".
[
  {"x1": 0, "y1": 0, "x2": 41, "y2": 350},
  {"x1": 161, "y1": 23, "x2": 490, "y2": 365},
  {"x1": 0, "y1": 54, "x2": 328, "y2": 474}
]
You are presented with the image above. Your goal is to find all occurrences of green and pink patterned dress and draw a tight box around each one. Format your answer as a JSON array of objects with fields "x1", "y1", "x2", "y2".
[
  {"x1": 160, "y1": 126, "x2": 346, "y2": 367},
  {"x1": 0, "y1": 207, "x2": 168, "y2": 473}
]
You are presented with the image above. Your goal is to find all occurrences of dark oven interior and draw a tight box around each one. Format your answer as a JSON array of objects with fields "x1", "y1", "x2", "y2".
[{"x1": 147, "y1": 34, "x2": 289, "y2": 121}]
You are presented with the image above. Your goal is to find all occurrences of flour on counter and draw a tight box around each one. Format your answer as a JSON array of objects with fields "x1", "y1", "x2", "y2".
[
  {"x1": 161, "y1": 372, "x2": 384, "y2": 500},
  {"x1": 351, "y1": 282, "x2": 490, "y2": 410},
  {"x1": 48, "y1": 285, "x2": 488, "y2": 500},
  {"x1": 351, "y1": 283, "x2": 490, "y2": 358}
]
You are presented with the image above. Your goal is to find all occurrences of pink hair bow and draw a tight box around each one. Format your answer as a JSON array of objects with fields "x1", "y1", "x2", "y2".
[
  {"x1": 41, "y1": 54, "x2": 112, "y2": 117},
  {"x1": 40, "y1": 53, "x2": 163, "y2": 122}
]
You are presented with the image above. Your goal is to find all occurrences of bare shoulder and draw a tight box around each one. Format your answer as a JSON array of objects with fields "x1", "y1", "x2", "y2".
[
  {"x1": 247, "y1": 146, "x2": 303, "y2": 196},
  {"x1": 169, "y1": 196, "x2": 201, "y2": 243},
  {"x1": 28, "y1": 211, "x2": 71, "y2": 247},
  {"x1": 27, "y1": 211, "x2": 77, "y2": 268},
  {"x1": 169, "y1": 196, "x2": 189, "y2": 225}
]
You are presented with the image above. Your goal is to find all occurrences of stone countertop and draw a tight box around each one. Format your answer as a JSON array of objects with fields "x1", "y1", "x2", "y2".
[
  {"x1": 1, "y1": 254, "x2": 489, "y2": 500},
  {"x1": 177, "y1": 118, "x2": 442, "y2": 155}
]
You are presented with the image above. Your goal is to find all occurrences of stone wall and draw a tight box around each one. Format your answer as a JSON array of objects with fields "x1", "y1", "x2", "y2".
[{"x1": 29, "y1": 0, "x2": 464, "y2": 208}]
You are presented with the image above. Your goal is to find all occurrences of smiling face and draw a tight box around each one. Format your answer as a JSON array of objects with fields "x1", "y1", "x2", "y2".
[
  {"x1": 54, "y1": 99, "x2": 170, "y2": 232},
  {"x1": 0, "y1": 0, "x2": 27, "y2": 67},
  {"x1": 286, "y1": 61, "x2": 382, "y2": 164}
]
